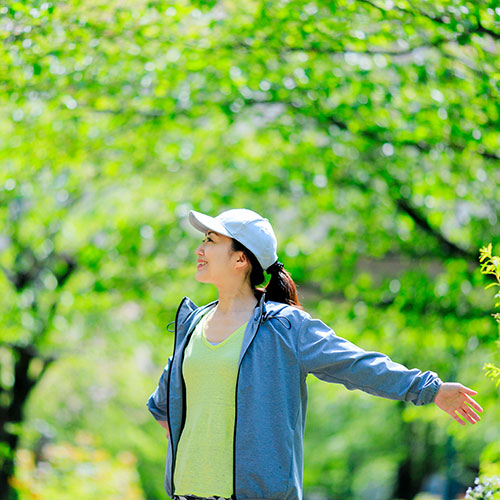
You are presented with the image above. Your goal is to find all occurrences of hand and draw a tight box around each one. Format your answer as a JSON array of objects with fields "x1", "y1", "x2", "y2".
[
  {"x1": 434, "y1": 382, "x2": 483, "y2": 426},
  {"x1": 158, "y1": 420, "x2": 170, "y2": 439}
]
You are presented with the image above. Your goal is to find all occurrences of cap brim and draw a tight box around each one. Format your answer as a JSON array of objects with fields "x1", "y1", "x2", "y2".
[{"x1": 188, "y1": 210, "x2": 233, "y2": 238}]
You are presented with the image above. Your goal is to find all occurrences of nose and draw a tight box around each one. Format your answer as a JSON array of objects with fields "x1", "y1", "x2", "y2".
[{"x1": 195, "y1": 244, "x2": 204, "y2": 256}]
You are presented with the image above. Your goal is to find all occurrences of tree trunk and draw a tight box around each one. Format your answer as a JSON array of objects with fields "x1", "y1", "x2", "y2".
[
  {"x1": 392, "y1": 404, "x2": 438, "y2": 499},
  {"x1": 0, "y1": 345, "x2": 47, "y2": 500}
]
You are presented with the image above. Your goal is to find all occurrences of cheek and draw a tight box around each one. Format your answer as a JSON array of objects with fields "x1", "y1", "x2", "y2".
[{"x1": 214, "y1": 249, "x2": 232, "y2": 269}]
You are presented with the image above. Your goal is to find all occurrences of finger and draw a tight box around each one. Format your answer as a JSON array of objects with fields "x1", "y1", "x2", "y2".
[
  {"x1": 463, "y1": 393, "x2": 483, "y2": 413},
  {"x1": 463, "y1": 406, "x2": 481, "y2": 423},
  {"x1": 450, "y1": 410, "x2": 466, "y2": 426},
  {"x1": 459, "y1": 385, "x2": 477, "y2": 396},
  {"x1": 457, "y1": 407, "x2": 476, "y2": 425}
]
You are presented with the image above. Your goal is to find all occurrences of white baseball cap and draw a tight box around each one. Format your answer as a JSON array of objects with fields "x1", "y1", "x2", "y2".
[{"x1": 188, "y1": 208, "x2": 279, "y2": 271}]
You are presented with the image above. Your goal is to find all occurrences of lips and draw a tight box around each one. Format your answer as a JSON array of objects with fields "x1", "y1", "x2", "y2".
[{"x1": 197, "y1": 261, "x2": 207, "y2": 269}]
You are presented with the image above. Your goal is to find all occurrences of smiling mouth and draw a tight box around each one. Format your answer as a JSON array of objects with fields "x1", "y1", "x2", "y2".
[{"x1": 197, "y1": 262, "x2": 207, "y2": 269}]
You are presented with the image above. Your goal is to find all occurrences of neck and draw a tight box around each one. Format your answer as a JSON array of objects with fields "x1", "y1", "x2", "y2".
[{"x1": 215, "y1": 285, "x2": 259, "y2": 314}]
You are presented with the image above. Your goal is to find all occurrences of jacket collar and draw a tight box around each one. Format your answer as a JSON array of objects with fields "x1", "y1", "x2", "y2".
[
  {"x1": 173, "y1": 291, "x2": 273, "y2": 367},
  {"x1": 171, "y1": 291, "x2": 292, "y2": 333},
  {"x1": 176, "y1": 291, "x2": 266, "y2": 326}
]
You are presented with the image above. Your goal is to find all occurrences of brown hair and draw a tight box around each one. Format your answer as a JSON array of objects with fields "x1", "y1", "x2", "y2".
[{"x1": 230, "y1": 239, "x2": 303, "y2": 310}]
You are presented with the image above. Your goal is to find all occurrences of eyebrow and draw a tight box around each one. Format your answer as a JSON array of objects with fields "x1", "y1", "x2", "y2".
[{"x1": 205, "y1": 231, "x2": 218, "y2": 238}]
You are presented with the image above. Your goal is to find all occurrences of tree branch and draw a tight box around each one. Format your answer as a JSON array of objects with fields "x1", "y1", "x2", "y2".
[
  {"x1": 358, "y1": 0, "x2": 500, "y2": 40},
  {"x1": 230, "y1": 37, "x2": 455, "y2": 57},
  {"x1": 395, "y1": 198, "x2": 475, "y2": 259},
  {"x1": 335, "y1": 171, "x2": 476, "y2": 260}
]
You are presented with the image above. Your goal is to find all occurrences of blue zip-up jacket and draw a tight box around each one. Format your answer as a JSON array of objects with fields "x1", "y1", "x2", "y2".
[{"x1": 147, "y1": 292, "x2": 443, "y2": 500}]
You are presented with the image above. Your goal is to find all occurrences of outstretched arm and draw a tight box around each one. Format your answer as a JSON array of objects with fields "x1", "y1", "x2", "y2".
[
  {"x1": 297, "y1": 314, "x2": 484, "y2": 425},
  {"x1": 298, "y1": 315, "x2": 442, "y2": 405},
  {"x1": 434, "y1": 383, "x2": 483, "y2": 425}
]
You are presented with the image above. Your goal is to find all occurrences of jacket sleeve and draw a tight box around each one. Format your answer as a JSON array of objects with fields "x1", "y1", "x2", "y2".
[
  {"x1": 297, "y1": 315, "x2": 442, "y2": 406},
  {"x1": 146, "y1": 356, "x2": 172, "y2": 421}
]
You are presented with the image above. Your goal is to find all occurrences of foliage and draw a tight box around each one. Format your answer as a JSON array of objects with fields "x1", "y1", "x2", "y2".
[
  {"x1": 11, "y1": 431, "x2": 144, "y2": 500},
  {"x1": 464, "y1": 245, "x2": 500, "y2": 499},
  {"x1": 478, "y1": 243, "x2": 500, "y2": 387},
  {"x1": 1, "y1": 0, "x2": 500, "y2": 498}
]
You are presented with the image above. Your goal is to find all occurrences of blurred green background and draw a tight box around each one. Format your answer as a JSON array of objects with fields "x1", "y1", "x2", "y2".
[{"x1": 1, "y1": 0, "x2": 499, "y2": 498}]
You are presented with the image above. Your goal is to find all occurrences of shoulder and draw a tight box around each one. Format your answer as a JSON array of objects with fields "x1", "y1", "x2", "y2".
[
  {"x1": 264, "y1": 301, "x2": 335, "y2": 341},
  {"x1": 264, "y1": 300, "x2": 312, "y2": 324}
]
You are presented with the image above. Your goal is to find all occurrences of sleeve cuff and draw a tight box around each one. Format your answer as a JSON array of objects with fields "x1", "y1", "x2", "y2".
[
  {"x1": 146, "y1": 394, "x2": 168, "y2": 421},
  {"x1": 416, "y1": 377, "x2": 443, "y2": 406}
]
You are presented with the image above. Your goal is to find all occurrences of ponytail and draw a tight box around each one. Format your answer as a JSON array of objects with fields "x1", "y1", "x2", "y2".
[{"x1": 231, "y1": 239, "x2": 303, "y2": 310}]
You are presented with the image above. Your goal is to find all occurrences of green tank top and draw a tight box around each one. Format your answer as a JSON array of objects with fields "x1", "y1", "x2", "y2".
[{"x1": 173, "y1": 308, "x2": 247, "y2": 497}]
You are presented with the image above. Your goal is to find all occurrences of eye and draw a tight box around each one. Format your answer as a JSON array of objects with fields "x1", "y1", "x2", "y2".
[{"x1": 202, "y1": 236, "x2": 213, "y2": 243}]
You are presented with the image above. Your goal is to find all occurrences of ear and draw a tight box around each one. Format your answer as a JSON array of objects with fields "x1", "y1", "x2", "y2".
[{"x1": 234, "y1": 251, "x2": 250, "y2": 269}]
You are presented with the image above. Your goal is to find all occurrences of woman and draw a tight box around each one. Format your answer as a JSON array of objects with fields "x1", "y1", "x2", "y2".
[{"x1": 147, "y1": 208, "x2": 483, "y2": 500}]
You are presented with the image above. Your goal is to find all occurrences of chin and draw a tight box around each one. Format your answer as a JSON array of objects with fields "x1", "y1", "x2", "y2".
[{"x1": 195, "y1": 272, "x2": 212, "y2": 284}]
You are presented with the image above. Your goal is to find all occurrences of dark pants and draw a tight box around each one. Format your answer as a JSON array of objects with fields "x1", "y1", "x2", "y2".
[{"x1": 173, "y1": 496, "x2": 232, "y2": 500}]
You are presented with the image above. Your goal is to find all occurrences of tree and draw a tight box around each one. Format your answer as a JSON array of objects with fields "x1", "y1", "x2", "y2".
[{"x1": 1, "y1": 0, "x2": 499, "y2": 498}]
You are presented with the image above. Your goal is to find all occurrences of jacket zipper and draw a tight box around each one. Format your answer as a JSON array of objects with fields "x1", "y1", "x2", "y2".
[
  {"x1": 167, "y1": 296, "x2": 188, "y2": 495},
  {"x1": 170, "y1": 300, "x2": 217, "y2": 495}
]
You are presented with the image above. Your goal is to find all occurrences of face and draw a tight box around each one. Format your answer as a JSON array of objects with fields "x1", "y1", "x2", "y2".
[{"x1": 195, "y1": 230, "x2": 250, "y2": 286}]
